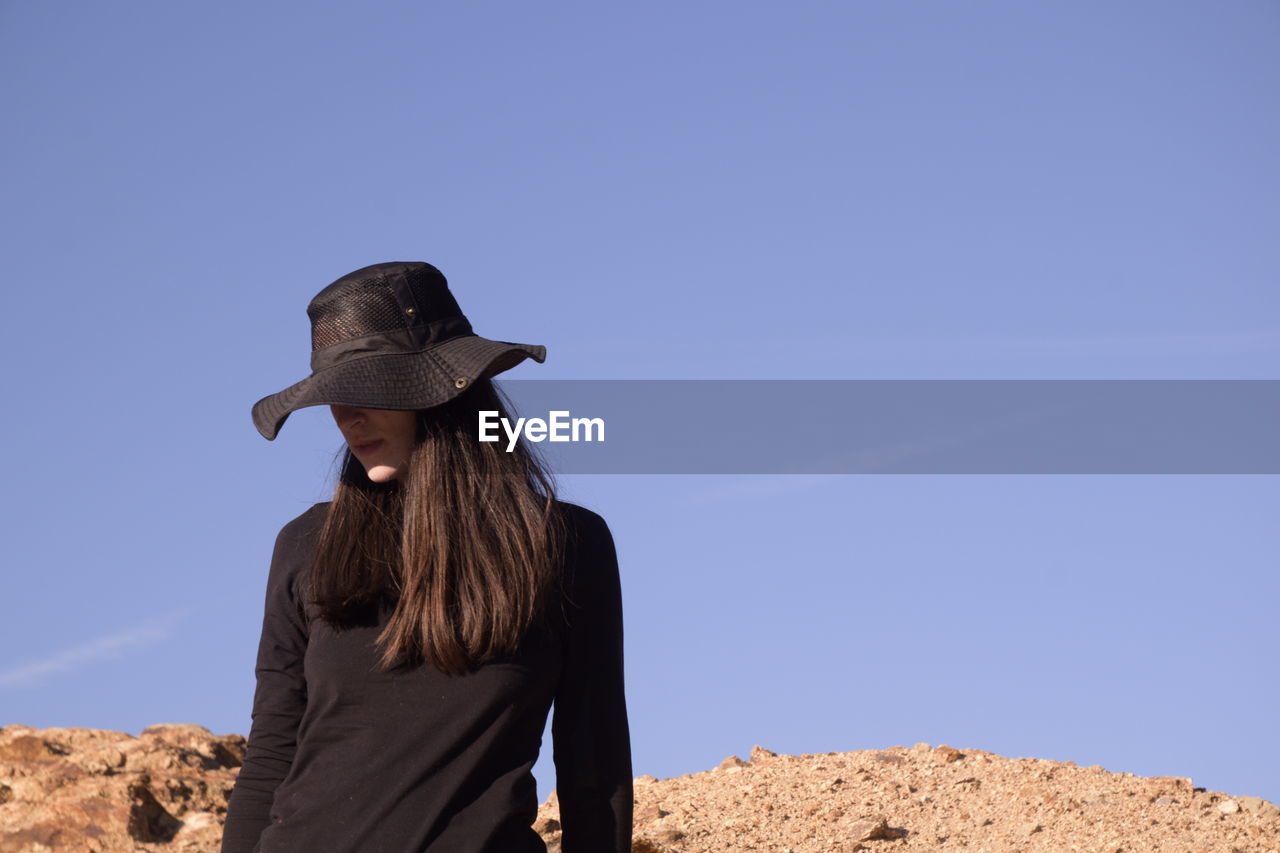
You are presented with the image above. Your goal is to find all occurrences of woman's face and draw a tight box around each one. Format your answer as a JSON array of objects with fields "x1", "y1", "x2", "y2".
[{"x1": 329, "y1": 405, "x2": 418, "y2": 483}]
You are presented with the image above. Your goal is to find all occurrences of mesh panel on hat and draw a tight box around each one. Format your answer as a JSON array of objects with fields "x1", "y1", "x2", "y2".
[{"x1": 308, "y1": 278, "x2": 407, "y2": 350}]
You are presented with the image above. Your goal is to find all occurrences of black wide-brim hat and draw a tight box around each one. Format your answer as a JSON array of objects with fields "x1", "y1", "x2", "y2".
[{"x1": 251, "y1": 261, "x2": 546, "y2": 440}]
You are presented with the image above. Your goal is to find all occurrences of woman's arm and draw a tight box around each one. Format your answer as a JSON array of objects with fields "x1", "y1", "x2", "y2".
[
  {"x1": 220, "y1": 512, "x2": 314, "y2": 853},
  {"x1": 552, "y1": 507, "x2": 634, "y2": 853}
]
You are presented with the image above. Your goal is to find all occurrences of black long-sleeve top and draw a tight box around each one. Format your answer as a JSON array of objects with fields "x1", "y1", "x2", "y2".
[{"x1": 220, "y1": 499, "x2": 632, "y2": 853}]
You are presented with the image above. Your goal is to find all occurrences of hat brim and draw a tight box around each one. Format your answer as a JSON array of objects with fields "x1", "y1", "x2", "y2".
[{"x1": 251, "y1": 335, "x2": 546, "y2": 440}]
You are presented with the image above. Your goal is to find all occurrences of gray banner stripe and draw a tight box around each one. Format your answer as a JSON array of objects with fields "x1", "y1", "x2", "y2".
[{"x1": 482, "y1": 380, "x2": 1280, "y2": 474}]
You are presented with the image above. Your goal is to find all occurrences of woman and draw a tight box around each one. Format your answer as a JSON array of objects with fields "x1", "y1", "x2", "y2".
[{"x1": 221, "y1": 261, "x2": 632, "y2": 853}]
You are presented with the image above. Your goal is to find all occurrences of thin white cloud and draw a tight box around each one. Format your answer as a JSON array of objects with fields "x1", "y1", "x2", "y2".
[{"x1": 0, "y1": 610, "x2": 187, "y2": 689}]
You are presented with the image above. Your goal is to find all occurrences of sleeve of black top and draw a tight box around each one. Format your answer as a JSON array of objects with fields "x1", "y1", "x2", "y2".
[
  {"x1": 220, "y1": 512, "x2": 313, "y2": 853},
  {"x1": 552, "y1": 507, "x2": 634, "y2": 853}
]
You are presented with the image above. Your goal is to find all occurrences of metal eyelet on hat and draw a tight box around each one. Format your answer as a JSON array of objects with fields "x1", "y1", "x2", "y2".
[
  {"x1": 404, "y1": 307, "x2": 416, "y2": 316},
  {"x1": 454, "y1": 377, "x2": 468, "y2": 389}
]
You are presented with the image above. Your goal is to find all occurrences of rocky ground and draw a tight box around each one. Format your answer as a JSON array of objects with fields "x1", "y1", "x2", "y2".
[{"x1": 1, "y1": 724, "x2": 1276, "y2": 852}]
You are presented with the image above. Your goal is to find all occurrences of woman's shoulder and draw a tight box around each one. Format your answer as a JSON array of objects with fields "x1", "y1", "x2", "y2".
[
  {"x1": 552, "y1": 499, "x2": 618, "y2": 577},
  {"x1": 553, "y1": 498, "x2": 613, "y2": 542},
  {"x1": 554, "y1": 498, "x2": 605, "y2": 524},
  {"x1": 274, "y1": 500, "x2": 332, "y2": 544},
  {"x1": 291, "y1": 499, "x2": 331, "y2": 525}
]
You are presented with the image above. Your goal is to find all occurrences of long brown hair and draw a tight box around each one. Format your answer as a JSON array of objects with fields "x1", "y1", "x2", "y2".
[{"x1": 306, "y1": 377, "x2": 567, "y2": 676}]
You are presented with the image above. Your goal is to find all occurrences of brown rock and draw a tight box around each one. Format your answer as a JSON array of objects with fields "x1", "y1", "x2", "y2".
[
  {"x1": 635, "y1": 802, "x2": 669, "y2": 822},
  {"x1": 847, "y1": 816, "x2": 905, "y2": 842},
  {"x1": 532, "y1": 815, "x2": 561, "y2": 833},
  {"x1": 1149, "y1": 775, "x2": 1194, "y2": 792},
  {"x1": 0, "y1": 724, "x2": 244, "y2": 852},
  {"x1": 0, "y1": 734, "x2": 70, "y2": 762},
  {"x1": 631, "y1": 837, "x2": 679, "y2": 853},
  {"x1": 4, "y1": 724, "x2": 1277, "y2": 853},
  {"x1": 1241, "y1": 795, "x2": 1280, "y2": 818}
]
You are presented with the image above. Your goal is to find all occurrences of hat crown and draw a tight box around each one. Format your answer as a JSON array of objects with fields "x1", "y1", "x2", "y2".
[{"x1": 307, "y1": 261, "x2": 468, "y2": 351}]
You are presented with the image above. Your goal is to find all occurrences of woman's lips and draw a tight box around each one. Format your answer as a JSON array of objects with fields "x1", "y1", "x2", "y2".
[{"x1": 353, "y1": 440, "x2": 384, "y2": 455}]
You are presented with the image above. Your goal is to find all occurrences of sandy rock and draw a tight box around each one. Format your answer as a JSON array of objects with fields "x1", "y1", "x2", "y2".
[
  {"x1": 582, "y1": 743, "x2": 1280, "y2": 852},
  {"x1": 847, "y1": 815, "x2": 904, "y2": 842},
  {"x1": 1243, "y1": 795, "x2": 1280, "y2": 818},
  {"x1": 2, "y1": 724, "x2": 1278, "y2": 852},
  {"x1": 0, "y1": 724, "x2": 241, "y2": 852}
]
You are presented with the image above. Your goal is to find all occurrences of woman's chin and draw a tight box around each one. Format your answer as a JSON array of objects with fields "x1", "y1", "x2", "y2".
[{"x1": 364, "y1": 464, "x2": 401, "y2": 483}]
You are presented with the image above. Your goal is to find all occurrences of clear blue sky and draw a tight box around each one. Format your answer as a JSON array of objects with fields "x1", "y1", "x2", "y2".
[{"x1": 1, "y1": 1, "x2": 1276, "y2": 809}]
